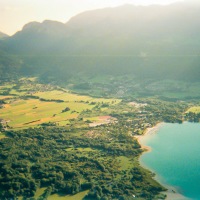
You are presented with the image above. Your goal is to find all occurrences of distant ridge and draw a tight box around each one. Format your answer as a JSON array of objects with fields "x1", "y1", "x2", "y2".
[{"x1": 2, "y1": 2, "x2": 200, "y2": 56}]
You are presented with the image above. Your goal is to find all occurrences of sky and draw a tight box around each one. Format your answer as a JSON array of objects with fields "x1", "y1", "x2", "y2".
[{"x1": 0, "y1": 0, "x2": 183, "y2": 36}]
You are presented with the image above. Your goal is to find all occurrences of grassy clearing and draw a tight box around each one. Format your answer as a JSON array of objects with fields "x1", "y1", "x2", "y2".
[
  {"x1": 66, "y1": 147, "x2": 96, "y2": 152},
  {"x1": 34, "y1": 187, "x2": 46, "y2": 199},
  {"x1": 48, "y1": 190, "x2": 89, "y2": 200},
  {"x1": 116, "y1": 156, "x2": 133, "y2": 171},
  {"x1": 0, "y1": 132, "x2": 6, "y2": 139},
  {"x1": 65, "y1": 147, "x2": 98, "y2": 159},
  {"x1": 187, "y1": 106, "x2": 200, "y2": 113}
]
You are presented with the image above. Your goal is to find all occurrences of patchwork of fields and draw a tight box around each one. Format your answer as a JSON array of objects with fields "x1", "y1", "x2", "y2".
[{"x1": 0, "y1": 80, "x2": 120, "y2": 129}]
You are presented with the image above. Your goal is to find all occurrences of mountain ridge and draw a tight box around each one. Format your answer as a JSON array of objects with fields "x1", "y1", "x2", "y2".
[
  {"x1": 3, "y1": 2, "x2": 200, "y2": 56},
  {"x1": 0, "y1": 2, "x2": 200, "y2": 83}
]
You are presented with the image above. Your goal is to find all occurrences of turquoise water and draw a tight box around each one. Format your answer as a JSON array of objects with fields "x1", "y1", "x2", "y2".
[{"x1": 140, "y1": 122, "x2": 200, "y2": 200}]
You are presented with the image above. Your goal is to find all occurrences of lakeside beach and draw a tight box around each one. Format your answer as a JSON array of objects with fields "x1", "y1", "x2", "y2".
[
  {"x1": 135, "y1": 123, "x2": 163, "y2": 152},
  {"x1": 135, "y1": 123, "x2": 190, "y2": 200}
]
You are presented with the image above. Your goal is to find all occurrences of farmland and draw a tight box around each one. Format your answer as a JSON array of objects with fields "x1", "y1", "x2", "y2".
[{"x1": 0, "y1": 78, "x2": 120, "y2": 129}]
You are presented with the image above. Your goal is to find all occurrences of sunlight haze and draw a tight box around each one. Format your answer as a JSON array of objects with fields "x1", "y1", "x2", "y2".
[{"x1": 0, "y1": 0, "x2": 183, "y2": 35}]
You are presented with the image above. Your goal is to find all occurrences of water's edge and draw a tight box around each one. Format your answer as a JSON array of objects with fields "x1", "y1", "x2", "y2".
[{"x1": 135, "y1": 123, "x2": 190, "y2": 200}]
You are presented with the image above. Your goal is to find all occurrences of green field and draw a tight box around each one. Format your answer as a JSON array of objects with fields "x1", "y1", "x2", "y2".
[
  {"x1": 32, "y1": 187, "x2": 89, "y2": 200},
  {"x1": 0, "y1": 132, "x2": 6, "y2": 139},
  {"x1": 0, "y1": 81, "x2": 121, "y2": 129},
  {"x1": 116, "y1": 156, "x2": 133, "y2": 171},
  {"x1": 0, "y1": 99, "x2": 83, "y2": 128},
  {"x1": 48, "y1": 190, "x2": 89, "y2": 200}
]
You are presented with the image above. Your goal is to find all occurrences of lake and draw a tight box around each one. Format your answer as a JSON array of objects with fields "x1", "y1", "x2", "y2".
[{"x1": 140, "y1": 122, "x2": 200, "y2": 200}]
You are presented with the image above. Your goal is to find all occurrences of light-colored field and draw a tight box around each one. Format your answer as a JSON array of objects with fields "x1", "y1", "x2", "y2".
[
  {"x1": 116, "y1": 156, "x2": 133, "y2": 171},
  {"x1": 34, "y1": 188, "x2": 46, "y2": 199},
  {"x1": 9, "y1": 89, "x2": 27, "y2": 96},
  {"x1": 33, "y1": 187, "x2": 88, "y2": 200},
  {"x1": 34, "y1": 90, "x2": 120, "y2": 104},
  {"x1": 66, "y1": 147, "x2": 96, "y2": 152},
  {"x1": 187, "y1": 106, "x2": 200, "y2": 113},
  {"x1": 48, "y1": 190, "x2": 89, "y2": 200},
  {"x1": 0, "y1": 132, "x2": 6, "y2": 139},
  {"x1": 0, "y1": 99, "x2": 94, "y2": 128},
  {"x1": 87, "y1": 116, "x2": 116, "y2": 127},
  {"x1": 19, "y1": 77, "x2": 37, "y2": 82},
  {"x1": 0, "y1": 84, "x2": 16, "y2": 90},
  {"x1": 0, "y1": 87, "x2": 121, "y2": 129},
  {"x1": 0, "y1": 95, "x2": 14, "y2": 100}
]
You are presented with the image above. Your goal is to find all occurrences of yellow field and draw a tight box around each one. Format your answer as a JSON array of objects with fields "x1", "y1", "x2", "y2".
[
  {"x1": 0, "y1": 95, "x2": 13, "y2": 100},
  {"x1": 187, "y1": 106, "x2": 200, "y2": 113},
  {"x1": 34, "y1": 90, "x2": 119, "y2": 104}
]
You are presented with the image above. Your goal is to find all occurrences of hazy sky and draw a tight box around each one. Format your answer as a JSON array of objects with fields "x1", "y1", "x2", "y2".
[{"x1": 0, "y1": 0, "x2": 183, "y2": 35}]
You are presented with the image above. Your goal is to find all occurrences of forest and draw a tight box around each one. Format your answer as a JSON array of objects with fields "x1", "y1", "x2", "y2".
[{"x1": 0, "y1": 125, "x2": 165, "y2": 200}]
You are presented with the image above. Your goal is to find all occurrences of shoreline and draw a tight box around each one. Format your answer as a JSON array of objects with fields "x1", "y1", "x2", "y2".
[
  {"x1": 135, "y1": 122, "x2": 163, "y2": 152},
  {"x1": 135, "y1": 123, "x2": 190, "y2": 200}
]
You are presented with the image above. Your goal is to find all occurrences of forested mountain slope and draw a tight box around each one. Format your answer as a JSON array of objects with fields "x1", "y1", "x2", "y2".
[{"x1": 0, "y1": 2, "x2": 200, "y2": 84}]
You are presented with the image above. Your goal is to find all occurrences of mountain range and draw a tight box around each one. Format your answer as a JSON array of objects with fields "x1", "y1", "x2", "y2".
[{"x1": 0, "y1": 1, "x2": 200, "y2": 83}]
